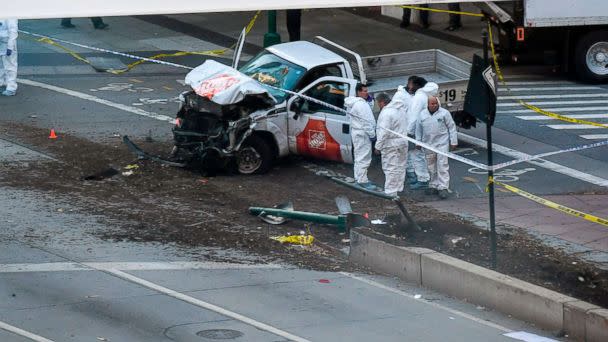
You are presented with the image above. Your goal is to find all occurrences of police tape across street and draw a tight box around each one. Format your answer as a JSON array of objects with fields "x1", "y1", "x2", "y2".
[{"x1": 19, "y1": 30, "x2": 608, "y2": 175}]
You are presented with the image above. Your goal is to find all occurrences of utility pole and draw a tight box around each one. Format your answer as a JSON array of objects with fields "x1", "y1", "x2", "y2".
[
  {"x1": 263, "y1": 10, "x2": 281, "y2": 47},
  {"x1": 482, "y1": 30, "x2": 498, "y2": 270}
]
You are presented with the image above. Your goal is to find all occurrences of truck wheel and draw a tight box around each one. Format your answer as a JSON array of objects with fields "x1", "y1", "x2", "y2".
[
  {"x1": 575, "y1": 30, "x2": 608, "y2": 83},
  {"x1": 236, "y1": 135, "x2": 274, "y2": 174}
]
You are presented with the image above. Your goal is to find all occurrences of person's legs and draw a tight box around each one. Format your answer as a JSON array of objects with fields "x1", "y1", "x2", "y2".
[
  {"x1": 400, "y1": 8, "x2": 411, "y2": 28},
  {"x1": 286, "y1": 9, "x2": 302, "y2": 41},
  {"x1": 91, "y1": 17, "x2": 108, "y2": 29},
  {"x1": 352, "y1": 131, "x2": 372, "y2": 184},
  {"x1": 1, "y1": 51, "x2": 17, "y2": 95},
  {"x1": 436, "y1": 153, "x2": 450, "y2": 190},
  {"x1": 413, "y1": 148, "x2": 430, "y2": 182},
  {"x1": 382, "y1": 146, "x2": 408, "y2": 196},
  {"x1": 425, "y1": 151, "x2": 438, "y2": 189},
  {"x1": 61, "y1": 18, "x2": 75, "y2": 28},
  {"x1": 419, "y1": 4, "x2": 430, "y2": 28},
  {"x1": 447, "y1": 3, "x2": 462, "y2": 30},
  {"x1": 0, "y1": 56, "x2": 6, "y2": 88}
]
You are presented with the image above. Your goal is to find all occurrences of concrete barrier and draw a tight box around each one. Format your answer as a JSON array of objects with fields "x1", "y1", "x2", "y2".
[
  {"x1": 349, "y1": 228, "x2": 434, "y2": 285},
  {"x1": 564, "y1": 301, "x2": 601, "y2": 341},
  {"x1": 349, "y1": 228, "x2": 608, "y2": 341},
  {"x1": 420, "y1": 252, "x2": 573, "y2": 332},
  {"x1": 587, "y1": 309, "x2": 608, "y2": 342}
]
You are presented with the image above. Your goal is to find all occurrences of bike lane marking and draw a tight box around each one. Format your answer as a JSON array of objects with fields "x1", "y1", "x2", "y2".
[
  {"x1": 458, "y1": 132, "x2": 608, "y2": 188},
  {"x1": 0, "y1": 321, "x2": 54, "y2": 342},
  {"x1": 17, "y1": 78, "x2": 175, "y2": 123}
]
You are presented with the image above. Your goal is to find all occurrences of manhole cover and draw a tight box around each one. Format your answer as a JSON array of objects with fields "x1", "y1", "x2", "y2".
[{"x1": 196, "y1": 329, "x2": 243, "y2": 340}]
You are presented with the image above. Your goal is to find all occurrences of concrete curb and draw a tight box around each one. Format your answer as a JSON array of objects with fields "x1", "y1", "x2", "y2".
[{"x1": 349, "y1": 228, "x2": 608, "y2": 341}]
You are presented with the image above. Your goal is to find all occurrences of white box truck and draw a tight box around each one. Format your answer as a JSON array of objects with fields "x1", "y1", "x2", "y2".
[{"x1": 481, "y1": 0, "x2": 608, "y2": 82}]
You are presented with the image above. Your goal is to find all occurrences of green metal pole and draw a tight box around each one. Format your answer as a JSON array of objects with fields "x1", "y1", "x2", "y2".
[
  {"x1": 249, "y1": 207, "x2": 347, "y2": 231},
  {"x1": 263, "y1": 10, "x2": 281, "y2": 47}
]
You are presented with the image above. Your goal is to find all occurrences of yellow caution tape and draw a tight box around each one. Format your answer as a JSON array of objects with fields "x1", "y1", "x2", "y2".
[
  {"x1": 400, "y1": 5, "x2": 484, "y2": 17},
  {"x1": 486, "y1": 22, "x2": 608, "y2": 129},
  {"x1": 117, "y1": 11, "x2": 261, "y2": 74},
  {"x1": 29, "y1": 11, "x2": 261, "y2": 74},
  {"x1": 270, "y1": 234, "x2": 315, "y2": 245},
  {"x1": 36, "y1": 37, "x2": 92, "y2": 65},
  {"x1": 491, "y1": 179, "x2": 608, "y2": 227}
]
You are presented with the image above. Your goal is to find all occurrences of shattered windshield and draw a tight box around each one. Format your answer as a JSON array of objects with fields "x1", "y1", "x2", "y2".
[{"x1": 240, "y1": 51, "x2": 305, "y2": 103}]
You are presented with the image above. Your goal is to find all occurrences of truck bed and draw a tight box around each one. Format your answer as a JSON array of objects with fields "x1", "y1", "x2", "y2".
[
  {"x1": 314, "y1": 37, "x2": 472, "y2": 109},
  {"x1": 363, "y1": 49, "x2": 471, "y2": 109}
]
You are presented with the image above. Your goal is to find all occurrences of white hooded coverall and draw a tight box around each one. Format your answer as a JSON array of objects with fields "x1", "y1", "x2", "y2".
[
  {"x1": 0, "y1": 19, "x2": 18, "y2": 92},
  {"x1": 415, "y1": 106, "x2": 458, "y2": 190},
  {"x1": 345, "y1": 96, "x2": 376, "y2": 184},
  {"x1": 406, "y1": 82, "x2": 439, "y2": 183},
  {"x1": 376, "y1": 95, "x2": 409, "y2": 196}
]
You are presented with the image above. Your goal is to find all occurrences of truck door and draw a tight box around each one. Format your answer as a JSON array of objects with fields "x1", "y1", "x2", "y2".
[{"x1": 286, "y1": 76, "x2": 357, "y2": 163}]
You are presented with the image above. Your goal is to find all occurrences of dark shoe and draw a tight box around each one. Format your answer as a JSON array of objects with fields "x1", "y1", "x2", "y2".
[
  {"x1": 61, "y1": 23, "x2": 76, "y2": 28},
  {"x1": 94, "y1": 23, "x2": 109, "y2": 30},
  {"x1": 399, "y1": 21, "x2": 410, "y2": 29},
  {"x1": 410, "y1": 181, "x2": 428, "y2": 190},
  {"x1": 425, "y1": 188, "x2": 439, "y2": 195},
  {"x1": 438, "y1": 189, "x2": 449, "y2": 200},
  {"x1": 421, "y1": 23, "x2": 430, "y2": 29}
]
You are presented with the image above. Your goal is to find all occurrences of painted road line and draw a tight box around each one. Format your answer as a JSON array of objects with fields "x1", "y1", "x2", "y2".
[
  {"x1": 498, "y1": 106, "x2": 608, "y2": 114},
  {"x1": 498, "y1": 100, "x2": 608, "y2": 107},
  {"x1": 502, "y1": 81, "x2": 577, "y2": 85},
  {"x1": 339, "y1": 272, "x2": 513, "y2": 333},
  {"x1": 581, "y1": 134, "x2": 608, "y2": 140},
  {"x1": 499, "y1": 86, "x2": 602, "y2": 92},
  {"x1": 516, "y1": 114, "x2": 608, "y2": 121},
  {"x1": 0, "y1": 321, "x2": 54, "y2": 342},
  {"x1": 545, "y1": 124, "x2": 603, "y2": 130},
  {"x1": 17, "y1": 78, "x2": 175, "y2": 123},
  {"x1": 0, "y1": 261, "x2": 282, "y2": 273},
  {"x1": 458, "y1": 133, "x2": 608, "y2": 187},
  {"x1": 104, "y1": 268, "x2": 311, "y2": 342},
  {"x1": 499, "y1": 93, "x2": 608, "y2": 100}
]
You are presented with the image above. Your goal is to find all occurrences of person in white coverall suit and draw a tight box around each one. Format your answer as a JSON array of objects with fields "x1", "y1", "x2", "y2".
[
  {"x1": 0, "y1": 19, "x2": 18, "y2": 96},
  {"x1": 344, "y1": 84, "x2": 377, "y2": 190},
  {"x1": 407, "y1": 78, "x2": 439, "y2": 189},
  {"x1": 415, "y1": 96, "x2": 458, "y2": 199},
  {"x1": 374, "y1": 92, "x2": 409, "y2": 197}
]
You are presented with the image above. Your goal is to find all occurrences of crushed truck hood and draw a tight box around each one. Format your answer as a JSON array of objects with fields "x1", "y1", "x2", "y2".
[{"x1": 185, "y1": 60, "x2": 277, "y2": 106}]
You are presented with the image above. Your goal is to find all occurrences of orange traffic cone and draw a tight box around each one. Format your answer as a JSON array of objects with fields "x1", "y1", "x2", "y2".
[{"x1": 49, "y1": 129, "x2": 57, "y2": 139}]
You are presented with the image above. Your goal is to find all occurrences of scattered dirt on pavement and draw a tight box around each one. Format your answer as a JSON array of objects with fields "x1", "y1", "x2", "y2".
[{"x1": 1, "y1": 122, "x2": 607, "y2": 308}]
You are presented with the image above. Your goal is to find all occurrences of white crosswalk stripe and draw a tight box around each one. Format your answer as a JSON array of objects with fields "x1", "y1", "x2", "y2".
[
  {"x1": 516, "y1": 114, "x2": 608, "y2": 121},
  {"x1": 499, "y1": 79, "x2": 608, "y2": 140},
  {"x1": 580, "y1": 134, "x2": 608, "y2": 140}
]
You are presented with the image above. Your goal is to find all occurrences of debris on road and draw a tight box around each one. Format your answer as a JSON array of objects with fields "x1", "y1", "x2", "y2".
[
  {"x1": 256, "y1": 201, "x2": 294, "y2": 225},
  {"x1": 270, "y1": 234, "x2": 314, "y2": 245}
]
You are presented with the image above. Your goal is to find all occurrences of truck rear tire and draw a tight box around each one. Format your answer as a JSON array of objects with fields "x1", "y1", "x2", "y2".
[
  {"x1": 574, "y1": 30, "x2": 608, "y2": 83},
  {"x1": 236, "y1": 135, "x2": 274, "y2": 175}
]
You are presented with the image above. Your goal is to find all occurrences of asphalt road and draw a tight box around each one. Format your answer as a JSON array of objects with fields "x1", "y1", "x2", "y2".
[{"x1": 2, "y1": 10, "x2": 606, "y2": 341}]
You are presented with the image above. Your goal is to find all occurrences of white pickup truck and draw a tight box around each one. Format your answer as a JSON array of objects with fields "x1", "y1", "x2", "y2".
[{"x1": 171, "y1": 37, "x2": 471, "y2": 174}]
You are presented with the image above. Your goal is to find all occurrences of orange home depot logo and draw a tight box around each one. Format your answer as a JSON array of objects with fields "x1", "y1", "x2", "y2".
[
  {"x1": 296, "y1": 119, "x2": 343, "y2": 162},
  {"x1": 308, "y1": 130, "x2": 326, "y2": 150},
  {"x1": 195, "y1": 73, "x2": 240, "y2": 99}
]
